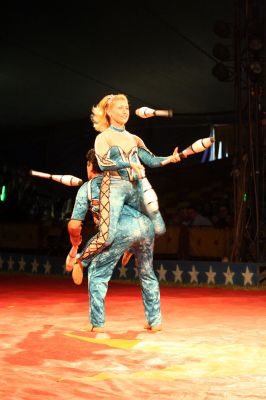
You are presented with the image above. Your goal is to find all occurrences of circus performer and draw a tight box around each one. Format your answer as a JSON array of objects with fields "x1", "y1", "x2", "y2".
[
  {"x1": 73, "y1": 93, "x2": 180, "y2": 278},
  {"x1": 68, "y1": 149, "x2": 162, "y2": 332}
]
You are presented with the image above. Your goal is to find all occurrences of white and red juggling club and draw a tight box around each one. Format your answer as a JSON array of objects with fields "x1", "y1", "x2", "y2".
[
  {"x1": 30, "y1": 170, "x2": 83, "y2": 186},
  {"x1": 141, "y1": 177, "x2": 159, "y2": 214},
  {"x1": 161, "y1": 137, "x2": 215, "y2": 166},
  {"x1": 135, "y1": 107, "x2": 173, "y2": 118},
  {"x1": 136, "y1": 167, "x2": 159, "y2": 214}
]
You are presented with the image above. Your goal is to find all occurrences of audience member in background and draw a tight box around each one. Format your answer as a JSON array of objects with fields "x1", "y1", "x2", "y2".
[
  {"x1": 184, "y1": 204, "x2": 213, "y2": 227},
  {"x1": 166, "y1": 207, "x2": 189, "y2": 226},
  {"x1": 212, "y1": 205, "x2": 233, "y2": 228}
]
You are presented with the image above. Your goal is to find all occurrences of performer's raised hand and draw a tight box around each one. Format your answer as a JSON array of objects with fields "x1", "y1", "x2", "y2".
[{"x1": 170, "y1": 147, "x2": 182, "y2": 163}]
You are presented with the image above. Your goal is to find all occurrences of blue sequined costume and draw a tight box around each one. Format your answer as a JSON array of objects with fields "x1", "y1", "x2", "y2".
[
  {"x1": 71, "y1": 176, "x2": 161, "y2": 328},
  {"x1": 78, "y1": 126, "x2": 169, "y2": 263}
]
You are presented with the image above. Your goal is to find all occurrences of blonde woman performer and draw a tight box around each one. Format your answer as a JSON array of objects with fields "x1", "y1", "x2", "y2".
[{"x1": 75, "y1": 93, "x2": 180, "y2": 269}]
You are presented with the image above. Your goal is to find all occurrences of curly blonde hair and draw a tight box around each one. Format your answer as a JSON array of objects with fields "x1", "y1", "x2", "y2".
[{"x1": 90, "y1": 93, "x2": 128, "y2": 132}]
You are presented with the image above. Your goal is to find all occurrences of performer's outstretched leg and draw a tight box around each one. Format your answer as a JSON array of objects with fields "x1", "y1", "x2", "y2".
[{"x1": 78, "y1": 176, "x2": 140, "y2": 263}]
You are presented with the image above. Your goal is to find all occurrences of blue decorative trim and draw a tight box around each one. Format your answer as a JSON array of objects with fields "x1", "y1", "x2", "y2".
[
  {"x1": 109, "y1": 125, "x2": 125, "y2": 132},
  {"x1": 0, "y1": 251, "x2": 263, "y2": 288}
]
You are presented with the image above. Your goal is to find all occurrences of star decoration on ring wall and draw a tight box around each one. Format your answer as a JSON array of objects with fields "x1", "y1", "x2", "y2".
[
  {"x1": 7, "y1": 256, "x2": 14, "y2": 271},
  {"x1": 18, "y1": 256, "x2": 26, "y2": 272},
  {"x1": 205, "y1": 266, "x2": 216, "y2": 284},
  {"x1": 118, "y1": 264, "x2": 127, "y2": 278},
  {"x1": 43, "y1": 260, "x2": 52, "y2": 275},
  {"x1": 31, "y1": 258, "x2": 39, "y2": 273},
  {"x1": 156, "y1": 264, "x2": 167, "y2": 281},
  {"x1": 188, "y1": 265, "x2": 199, "y2": 283},
  {"x1": 242, "y1": 266, "x2": 254, "y2": 285},
  {"x1": 172, "y1": 264, "x2": 183, "y2": 283},
  {"x1": 223, "y1": 266, "x2": 235, "y2": 285}
]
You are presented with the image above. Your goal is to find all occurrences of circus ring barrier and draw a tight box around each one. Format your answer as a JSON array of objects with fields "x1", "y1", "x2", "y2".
[{"x1": 0, "y1": 222, "x2": 265, "y2": 287}]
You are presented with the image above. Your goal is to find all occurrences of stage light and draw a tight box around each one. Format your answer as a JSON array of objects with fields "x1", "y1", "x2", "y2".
[
  {"x1": 249, "y1": 60, "x2": 263, "y2": 75},
  {"x1": 212, "y1": 43, "x2": 231, "y2": 62},
  {"x1": 212, "y1": 62, "x2": 231, "y2": 82}
]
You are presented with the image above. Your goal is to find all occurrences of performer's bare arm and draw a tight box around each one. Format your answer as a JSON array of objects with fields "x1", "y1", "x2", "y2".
[{"x1": 68, "y1": 220, "x2": 83, "y2": 247}]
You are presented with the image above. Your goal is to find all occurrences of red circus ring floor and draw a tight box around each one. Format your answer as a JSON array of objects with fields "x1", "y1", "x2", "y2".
[{"x1": 1, "y1": 273, "x2": 266, "y2": 400}]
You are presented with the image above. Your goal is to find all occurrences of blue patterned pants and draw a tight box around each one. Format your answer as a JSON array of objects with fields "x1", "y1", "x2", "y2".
[{"x1": 84, "y1": 209, "x2": 162, "y2": 328}]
